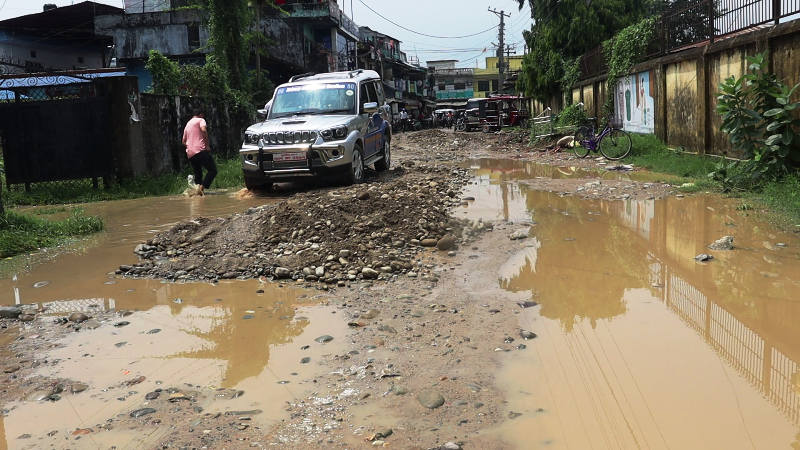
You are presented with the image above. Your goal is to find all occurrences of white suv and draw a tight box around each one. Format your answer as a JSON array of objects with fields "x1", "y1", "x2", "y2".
[{"x1": 240, "y1": 69, "x2": 392, "y2": 189}]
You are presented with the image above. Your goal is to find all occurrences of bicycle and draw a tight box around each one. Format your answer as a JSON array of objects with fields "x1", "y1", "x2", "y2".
[{"x1": 572, "y1": 115, "x2": 632, "y2": 160}]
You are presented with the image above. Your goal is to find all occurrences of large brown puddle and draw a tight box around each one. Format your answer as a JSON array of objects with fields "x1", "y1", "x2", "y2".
[
  {"x1": 463, "y1": 160, "x2": 800, "y2": 449},
  {"x1": 0, "y1": 192, "x2": 350, "y2": 449}
]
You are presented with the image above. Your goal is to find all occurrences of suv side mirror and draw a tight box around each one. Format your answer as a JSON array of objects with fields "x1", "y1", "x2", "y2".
[
  {"x1": 363, "y1": 102, "x2": 378, "y2": 114},
  {"x1": 257, "y1": 109, "x2": 269, "y2": 120}
]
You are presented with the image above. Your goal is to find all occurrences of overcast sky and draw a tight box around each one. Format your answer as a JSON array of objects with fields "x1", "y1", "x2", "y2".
[{"x1": 0, "y1": 0, "x2": 531, "y2": 69}]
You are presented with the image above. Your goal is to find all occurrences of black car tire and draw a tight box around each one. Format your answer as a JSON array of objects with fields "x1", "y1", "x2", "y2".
[
  {"x1": 375, "y1": 137, "x2": 391, "y2": 171},
  {"x1": 343, "y1": 144, "x2": 365, "y2": 185},
  {"x1": 244, "y1": 178, "x2": 273, "y2": 191}
]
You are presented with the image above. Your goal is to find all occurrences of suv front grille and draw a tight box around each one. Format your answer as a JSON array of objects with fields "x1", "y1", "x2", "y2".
[{"x1": 245, "y1": 131, "x2": 318, "y2": 146}]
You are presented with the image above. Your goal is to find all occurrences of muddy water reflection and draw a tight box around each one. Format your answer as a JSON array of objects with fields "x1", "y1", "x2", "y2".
[
  {"x1": 0, "y1": 193, "x2": 352, "y2": 448},
  {"x1": 465, "y1": 161, "x2": 800, "y2": 449},
  {"x1": 463, "y1": 158, "x2": 681, "y2": 182},
  {"x1": 0, "y1": 192, "x2": 270, "y2": 306}
]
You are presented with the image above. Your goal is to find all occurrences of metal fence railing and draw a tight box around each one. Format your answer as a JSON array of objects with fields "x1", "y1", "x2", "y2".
[
  {"x1": 578, "y1": 0, "x2": 797, "y2": 80},
  {"x1": 651, "y1": 264, "x2": 800, "y2": 427}
]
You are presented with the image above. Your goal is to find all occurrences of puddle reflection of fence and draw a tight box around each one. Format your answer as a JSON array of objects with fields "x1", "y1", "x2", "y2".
[
  {"x1": 650, "y1": 261, "x2": 800, "y2": 425},
  {"x1": 35, "y1": 298, "x2": 115, "y2": 314}
]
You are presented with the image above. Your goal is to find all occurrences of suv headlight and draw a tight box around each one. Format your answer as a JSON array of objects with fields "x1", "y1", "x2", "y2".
[
  {"x1": 320, "y1": 125, "x2": 348, "y2": 141},
  {"x1": 244, "y1": 131, "x2": 260, "y2": 145}
]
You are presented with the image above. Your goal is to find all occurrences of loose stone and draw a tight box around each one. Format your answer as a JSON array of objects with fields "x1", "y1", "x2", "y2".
[
  {"x1": 417, "y1": 391, "x2": 445, "y2": 409},
  {"x1": 130, "y1": 408, "x2": 157, "y2": 418},
  {"x1": 68, "y1": 312, "x2": 88, "y2": 323}
]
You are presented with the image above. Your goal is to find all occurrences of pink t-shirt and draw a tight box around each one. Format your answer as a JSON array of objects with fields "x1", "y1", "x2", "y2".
[{"x1": 183, "y1": 117, "x2": 207, "y2": 158}]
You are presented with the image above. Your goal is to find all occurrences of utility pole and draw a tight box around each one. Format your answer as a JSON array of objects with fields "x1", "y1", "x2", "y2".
[{"x1": 488, "y1": 7, "x2": 510, "y2": 94}]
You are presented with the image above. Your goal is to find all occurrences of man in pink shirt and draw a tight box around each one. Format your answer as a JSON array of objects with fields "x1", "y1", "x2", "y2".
[{"x1": 182, "y1": 108, "x2": 217, "y2": 194}]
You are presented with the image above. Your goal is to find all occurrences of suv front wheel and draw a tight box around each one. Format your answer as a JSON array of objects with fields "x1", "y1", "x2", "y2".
[
  {"x1": 344, "y1": 144, "x2": 365, "y2": 185},
  {"x1": 375, "y1": 137, "x2": 391, "y2": 171},
  {"x1": 245, "y1": 178, "x2": 273, "y2": 192}
]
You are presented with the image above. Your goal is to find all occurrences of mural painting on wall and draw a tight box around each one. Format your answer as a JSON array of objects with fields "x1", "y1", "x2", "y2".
[{"x1": 615, "y1": 70, "x2": 655, "y2": 134}]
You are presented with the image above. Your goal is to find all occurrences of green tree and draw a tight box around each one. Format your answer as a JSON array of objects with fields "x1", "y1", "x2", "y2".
[
  {"x1": 516, "y1": 0, "x2": 649, "y2": 102},
  {"x1": 207, "y1": 0, "x2": 250, "y2": 92}
]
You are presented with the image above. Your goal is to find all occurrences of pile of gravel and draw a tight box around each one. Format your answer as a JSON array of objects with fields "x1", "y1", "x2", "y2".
[{"x1": 118, "y1": 166, "x2": 491, "y2": 285}]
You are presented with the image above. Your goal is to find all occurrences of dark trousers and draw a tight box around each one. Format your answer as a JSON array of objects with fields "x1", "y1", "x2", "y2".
[{"x1": 189, "y1": 151, "x2": 217, "y2": 189}]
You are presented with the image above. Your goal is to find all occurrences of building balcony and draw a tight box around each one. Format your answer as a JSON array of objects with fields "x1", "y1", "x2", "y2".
[
  {"x1": 430, "y1": 68, "x2": 474, "y2": 77},
  {"x1": 280, "y1": 0, "x2": 359, "y2": 39}
]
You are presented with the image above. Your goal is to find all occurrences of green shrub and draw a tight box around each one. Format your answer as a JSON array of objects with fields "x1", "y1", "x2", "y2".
[
  {"x1": 555, "y1": 103, "x2": 587, "y2": 128},
  {"x1": 715, "y1": 51, "x2": 800, "y2": 190}
]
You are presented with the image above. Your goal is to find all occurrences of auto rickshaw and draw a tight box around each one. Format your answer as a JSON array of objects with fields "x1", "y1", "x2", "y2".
[{"x1": 480, "y1": 96, "x2": 530, "y2": 132}]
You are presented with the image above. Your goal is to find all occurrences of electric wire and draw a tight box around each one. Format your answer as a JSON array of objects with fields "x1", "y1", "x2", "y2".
[{"x1": 356, "y1": 0, "x2": 497, "y2": 39}]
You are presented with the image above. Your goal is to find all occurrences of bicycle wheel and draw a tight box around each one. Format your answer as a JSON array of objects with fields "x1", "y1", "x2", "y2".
[
  {"x1": 599, "y1": 129, "x2": 632, "y2": 160},
  {"x1": 573, "y1": 126, "x2": 591, "y2": 158}
]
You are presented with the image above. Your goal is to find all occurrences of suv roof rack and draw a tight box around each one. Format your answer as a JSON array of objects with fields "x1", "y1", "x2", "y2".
[{"x1": 289, "y1": 72, "x2": 316, "y2": 82}]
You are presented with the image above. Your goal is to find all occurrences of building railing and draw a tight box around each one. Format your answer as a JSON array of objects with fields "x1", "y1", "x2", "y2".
[
  {"x1": 648, "y1": 261, "x2": 800, "y2": 426},
  {"x1": 430, "y1": 68, "x2": 475, "y2": 76},
  {"x1": 281, "y1": 0, "x2": 359, "y2": 38},
  {"x1": 578, "y1": 0, "x2": 799, "y2": 80}
]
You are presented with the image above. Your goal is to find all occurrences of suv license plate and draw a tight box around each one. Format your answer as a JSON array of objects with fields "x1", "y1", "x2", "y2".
[{"x1": 274, "y1": 152, "x2": 307, "y2": 162}]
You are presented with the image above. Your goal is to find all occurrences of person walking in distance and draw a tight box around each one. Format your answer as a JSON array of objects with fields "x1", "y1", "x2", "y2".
[
  {"x1": 182, "y1": 108, "x2": 217, "y2": 195},
  {"x1": 399, "y1": 108, "x2": 409, "y2": 133}
]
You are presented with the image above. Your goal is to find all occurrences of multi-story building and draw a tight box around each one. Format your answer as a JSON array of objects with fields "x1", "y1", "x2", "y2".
[
  {"x1": 427, "y1": 60, "x2": 474, "y2": 101},
  {"x1": 94, "y1": 0, "x2": 358, "y2": 92},
  {"x1": 473, "y1": 55, "x2": 524, "y2": 98},
  {"x1": 359, "y1": 26, "x2": 429, "y2": 115},
  {"x1": 0, "y1": 2, "x2": 121, "y2": 73},
  {"x1": 279, "y1": 0, "x2": 359, "y2": 72}
]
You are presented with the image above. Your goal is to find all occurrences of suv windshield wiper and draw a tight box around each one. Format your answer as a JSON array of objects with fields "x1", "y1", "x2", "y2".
[
  {"x1": 271, "y1": 109, "x2": 322, "y2": 119},
  {"x1": 320, "y1": 108, "x2": 353, "y2": 114}
]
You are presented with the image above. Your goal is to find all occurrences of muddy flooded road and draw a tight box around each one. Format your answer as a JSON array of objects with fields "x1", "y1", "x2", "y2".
[
  {"x1": 2, "y1": 150, "x2": 800, "y2": 449},
  {"x1": 0, "y1": 192, "x2": 353, "y2": 449},
  {"x1": 463, "y1": 159, "x2": 800, "y2": 449}
]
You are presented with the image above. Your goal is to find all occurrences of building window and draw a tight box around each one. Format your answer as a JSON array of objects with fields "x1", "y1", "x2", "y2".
[
  {"x1": 30, "y1": 50, "x2": 37, "y2": 58},
  {"x1": 491, "y1": 80, "x2": 499, "y2": 91},
  {"x1": 478, "y1": 80, "x2": 490, "y2": 92},
  {"x1": 454, "y1": 82, "x2": 466, "y2": 90},
  {"x1": 188, "y1": 25, "x2": 200, "y2": 47},
  {"x1": 78, "y1": 56, "x2": 85, "y2": 64},
  {"x1": 438, "y1": 83, "x2": 445, "y2": 91}
]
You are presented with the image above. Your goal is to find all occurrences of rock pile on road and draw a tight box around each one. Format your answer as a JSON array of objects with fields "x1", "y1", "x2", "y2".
[
  {"x1": 120, "y1": 166, "x2": 491, "y2": 285},
  {"x1": 405, "y1": 129, "x2": 485, "y2": 150}
]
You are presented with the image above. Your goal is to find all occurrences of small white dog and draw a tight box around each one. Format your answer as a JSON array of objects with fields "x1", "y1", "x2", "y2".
[{"x1": 183, "y1": 174, "x2": 204, "y2": 197}]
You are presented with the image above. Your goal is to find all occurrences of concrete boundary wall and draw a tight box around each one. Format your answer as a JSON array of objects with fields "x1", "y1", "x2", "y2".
[{"x1": 531, "y1": 19, "x2": 800, "y2": 157}]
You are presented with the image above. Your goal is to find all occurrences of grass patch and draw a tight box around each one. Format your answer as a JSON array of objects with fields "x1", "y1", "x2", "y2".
[
  {"x1": 32, "y1": 206, "x2": 69, "y2": 215},
  {"x1": 748, "y1": 174, "x2": 800, "y2": 228},
  {"x1": 627, "y1": 134, "x2": 718, "y2": 180},
  {"x1": 5, "y1": 157, "x2": 244, "y2": 206},
  {"x1": 0, "y1": 209, "x2": 105, "y2": 258}
]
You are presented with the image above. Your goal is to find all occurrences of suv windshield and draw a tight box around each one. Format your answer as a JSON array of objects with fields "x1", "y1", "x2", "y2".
[{"x1": 270, "y1": 82, "x2": 357, "y2": 119}]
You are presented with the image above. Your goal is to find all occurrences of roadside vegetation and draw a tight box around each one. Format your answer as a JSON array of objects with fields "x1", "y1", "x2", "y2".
[
  {"x1": 3, "y1": 158, "x2": 244, "y2": 207},
  {"x1": 0, "y1": 209, "x2": 105, "y2": 259},
  {"x1": 627, "y1": 134, "x2": 717, "y2": 184}
]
